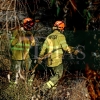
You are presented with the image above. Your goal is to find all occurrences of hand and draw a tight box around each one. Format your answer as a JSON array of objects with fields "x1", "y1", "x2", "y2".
[
  {"x1": 37, "y1": 57, "x2": 42, "y2": 64},
  {"x1": 19, "y1": 37, "x2": 22, "y2": 42},
  {"x1": 23, "y1": 55, "x2": 26, "y2": 60},
  {"x1": 23, "y1": 51, "x2": 29, "y2": 60},
  {"x1": 74, "y1": 50, "x2": 79, "y2": 55},
  {"x1": 67, "y1": 46, "x2": 72, "y2": 53}
]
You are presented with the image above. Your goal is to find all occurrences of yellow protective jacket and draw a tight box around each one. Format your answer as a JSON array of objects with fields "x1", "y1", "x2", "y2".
[
  {"x1": 39, "y1": 30, "x2": 71, "y2": 67},
  {"x1": 11, "y1": 28, "x2": 35, "y2": 60}
]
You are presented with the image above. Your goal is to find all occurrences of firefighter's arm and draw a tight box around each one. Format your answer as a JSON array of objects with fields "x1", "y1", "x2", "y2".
[
  {"x1": 31, "y1": 37, "x2": 35, "y2": 46},
  {"x1": 23, "y1": 49, "x2": 29, "y2": 60},
  {"x1": 65, "y1": 46, "x2": 79, "y2": 55},
  {"x1": 11, "y1": 38, "x2": 19, "y2": 46},
  {"x1": 24, "y1": 37, "x2": 35, "y2": 59},
  {"x1": 68, "y1": 46, "x2": 79, "y2": 55},
  {"x1": 60, "y1": 35, "x2": 79, "y2": 55},
  {"x1": 38, "y1": 39, "x2": 48, "y2": 64},
  {"x1": 39, "y1": 39, "x2": 48, "y2": 57},
  {"x1": 60, "y1": 35, "x2": 71, "y2": 53},
  {"x1": 11, "y1": 30, "x2": 19, "y2": 46}
]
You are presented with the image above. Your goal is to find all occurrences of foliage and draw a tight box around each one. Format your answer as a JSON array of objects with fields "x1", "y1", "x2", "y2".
[{"x1": 0, "y1": 75, "x2": 90, "y2": 100}]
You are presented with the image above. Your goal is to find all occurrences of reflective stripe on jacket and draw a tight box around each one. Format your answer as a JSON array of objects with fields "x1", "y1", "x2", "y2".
[{"x1": 11, "y1": 29, "x2": 34, "y2": 60}]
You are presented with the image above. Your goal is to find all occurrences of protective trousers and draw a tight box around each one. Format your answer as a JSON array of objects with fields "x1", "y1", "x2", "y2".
[
  {"x1": 42, "y1": 63, "x2": 63, "y2": 91},
  {"x1": 10, "y1": 59, "x2": 31, "y2": 83}
]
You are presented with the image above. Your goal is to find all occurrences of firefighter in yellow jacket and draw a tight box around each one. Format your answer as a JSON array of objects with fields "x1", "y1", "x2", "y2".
[
  {"x1": 10, "y1": 18, "x2": 35, "y2": 84},
  {"x1": 38, "y1": 20, "x2": 79, "y2": 92}
]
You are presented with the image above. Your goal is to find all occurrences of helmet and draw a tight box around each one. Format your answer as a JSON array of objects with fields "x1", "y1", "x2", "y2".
[
  {"x1": 23, "y1": 18, "x2": 34, "y2": 30},
  {"x1": 54, "y1": 21, "x2": 65, "y2": 30}
]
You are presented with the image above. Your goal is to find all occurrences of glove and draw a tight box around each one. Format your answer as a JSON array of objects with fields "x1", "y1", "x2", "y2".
[{"x1": 74, "y1": 50, "x2": 79, "y2": 55}]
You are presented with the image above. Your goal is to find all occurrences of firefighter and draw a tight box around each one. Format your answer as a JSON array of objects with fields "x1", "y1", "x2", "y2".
[
  {"x1": 38, "y1": 20, "x2": 79, "y2": 93},
  {"x1": 10, "y1": 18, "x2": 35, "y2": 84}
]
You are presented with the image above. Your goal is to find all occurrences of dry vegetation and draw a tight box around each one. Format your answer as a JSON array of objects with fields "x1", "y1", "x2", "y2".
[
  {"x1": 0, "y1": 72, "x2": 91, "y2": 100},
  {"x1": 0, "y1": 0, "x2": 100, "y2": 100}
]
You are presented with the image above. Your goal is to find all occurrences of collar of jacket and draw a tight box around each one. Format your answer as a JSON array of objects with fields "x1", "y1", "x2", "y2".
[{"x1": 53, "y1": 30, "x2": 61, "y2": 34}]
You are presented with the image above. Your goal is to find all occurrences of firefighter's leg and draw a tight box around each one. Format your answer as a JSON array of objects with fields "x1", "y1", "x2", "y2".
[
  {"x1": 15, "y1": 70, "x2": 19, "y2": 84},
  {"x1": 28, "y1": 59, "x2": 35, "y2": 85},
  {"x1": 18, "y1": 61, "x2": 25, "y2": 81},
  {"x1": 10, "y1": 60, "x2": 17, "y2": 83},
  {"x1": 42, "y1": 63, "x2": 63, "y2": 91},
  {"x1": 7, "y1": 74, "x2": 10, "y2": 82},
  {"x1": 15, "y1": 61, "x2": 22, "y2": 84},
  {"x1": 10, "y1": 60, "x2": 21, "y2": 84}
]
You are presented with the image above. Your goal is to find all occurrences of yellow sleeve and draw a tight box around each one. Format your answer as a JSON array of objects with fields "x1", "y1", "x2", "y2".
[
  {"x1": 11, "y1": 30, "x2": 19, "y2": 46},
  {"x1": 59, "y1": 35, "x2": 71, "y2": 53},
  {"x1": 39, "y1": 38, "x2": 48, "y2": 57},
  {"x1": 11, "y1": 38, "x2": 19, "y2": 46}
]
